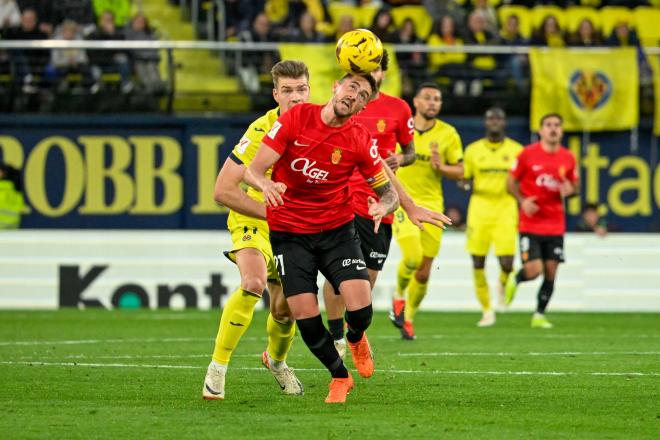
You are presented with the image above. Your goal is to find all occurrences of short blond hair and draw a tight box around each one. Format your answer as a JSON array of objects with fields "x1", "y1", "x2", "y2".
[{"x1": 271, "y1": 60, "x2": 309, "y2": 88}]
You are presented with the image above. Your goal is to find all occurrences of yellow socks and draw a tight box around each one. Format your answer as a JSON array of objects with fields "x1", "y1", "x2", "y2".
[
  {"x1": 473, "y1": 268, "x2": 491, "y2": 312},
  {"x1": 404, "y1": 277, "x2": 428, "y2": 322},
  {"x1": 499, "y1": 270, "x2": 511, "y2": 290},
  {"x1": 212, "y1": 288, "x2": 260, "y2": 365},
  {"x1": 396, "y1": 238, "x2": 422, "y2": 299},
  {"x1": 266, "y1": 313, "x2": 295, "y2": 363},
  {"x1": 396, "y1": 260, "x2": 413, "y2": 299}
]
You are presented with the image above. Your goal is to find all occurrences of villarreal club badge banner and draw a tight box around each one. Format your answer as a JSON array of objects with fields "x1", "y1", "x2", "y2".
[{"x1": 529, "y1": 48, "x2": 639, "y2": 132}]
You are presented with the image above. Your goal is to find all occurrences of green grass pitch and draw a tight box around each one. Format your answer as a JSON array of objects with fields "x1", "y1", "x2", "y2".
[{"x1": 0, "y1": 310, "x2": 658, "y2": 439}]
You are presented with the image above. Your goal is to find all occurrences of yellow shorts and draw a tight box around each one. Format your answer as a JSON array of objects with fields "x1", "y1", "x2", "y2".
[
  {"x1": 392, "y1": 207, "x2": 444, "y2": 258},
  {"x1": 226, "y1": 216, "x2": 279, "y2": 284},
  {"x1": 466, "y1": 222, "x2": 517, "y2": 257}
]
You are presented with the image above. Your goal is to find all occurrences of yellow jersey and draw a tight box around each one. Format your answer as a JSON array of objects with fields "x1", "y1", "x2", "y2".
[
  {"x1": 463, "y1": 137, "x2": 523, "y2": 226},
  {"x1": 396, "y1": 119, "x2": 463, "y2": 212},
  {"x1": 226, "y1": 108, "x2": 278, "y2": 227}
]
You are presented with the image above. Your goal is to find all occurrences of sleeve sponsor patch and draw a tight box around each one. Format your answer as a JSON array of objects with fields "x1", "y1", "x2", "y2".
[
  {"x1": 235, "y1": 136, "x2": 250, "y2": 155},
  {"x1": 267, "y1": 121, "x2": 282, "y2": 140}
]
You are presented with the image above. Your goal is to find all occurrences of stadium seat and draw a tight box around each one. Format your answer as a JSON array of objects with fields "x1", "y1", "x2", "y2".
[
  {"x1": 391, "y1": 6, "x2": 433, "y2": 40},
  {"x1": 357, "y1": 4, "x2": 379, "y2": 28},
  {"x1": 600, "y1": 6, "x2": 633, "y2": 38},
  {"x1": 327, "y1": 3, "x2": 358, "y2": 28},
  {"x1": 579, "y1": 0, "x2": 601, "y2": 6},
  {"x1": 565, "y1": 6, "x2": 601, "y2": 34},
  {"x1": 633, "y1": 7, "x2": 660, "y2": 46},
  {"x1": 531, "y1": 5, "x2": 566, "y2": 33},
  {"x1": 498, "y1": 6, "x2": 532, "y2": 39}
]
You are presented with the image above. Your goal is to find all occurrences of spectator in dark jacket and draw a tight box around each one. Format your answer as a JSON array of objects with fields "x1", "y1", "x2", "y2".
[
  {"x1": 3, "y1": 8, "x2": 48, "y2": 92},
  {"x1": 286, "y1": 11, "x2": 328, "y2": 43},
  {"x1": 16, "y1": 0, "x2": 51, "y2": 34},
  {"x1": 568, "y1": 18, "x2": 603, "y2": 47},
  {"x1": 531, "y1": 15, "x2": 566, "y2": 47},
  {"x1": 86, "y1": 10, "x2": 132, "y2": 93},
  {"x1": 239, "y1": 12, "x2": 278, "y2": 74},
  {"x1": 370, "y1": 8, "x2": 397, "y2": 43},
  {"x1": 498, "y1": 14, "x2": 528, "y2": 90}
]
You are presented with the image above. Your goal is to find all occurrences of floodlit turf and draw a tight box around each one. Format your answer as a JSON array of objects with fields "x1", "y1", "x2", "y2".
[{"x1": 0, "y1": 310, "x2": 658, "y2": 439}]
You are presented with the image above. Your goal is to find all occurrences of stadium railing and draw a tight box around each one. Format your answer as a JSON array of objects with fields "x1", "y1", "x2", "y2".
[{"x1": 0, "y1": 40, "x2": 658, "y2": 114}]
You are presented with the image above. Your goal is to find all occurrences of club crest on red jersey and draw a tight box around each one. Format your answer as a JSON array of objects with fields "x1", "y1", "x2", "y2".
[
  {"x1": 331, "y1": 148, "x2": 342, "y2": 164},
  {"x1": 376, "y1": 119, "x2": 386, "y2": 133}
]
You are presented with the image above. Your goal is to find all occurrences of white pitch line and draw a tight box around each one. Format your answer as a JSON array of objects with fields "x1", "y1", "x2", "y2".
[
  {"x1": 1, "y1": 333, "x2": 658, "y2": 347},
  {"x1": 398, "y1": 351, "x2": 660, "y2": 357},
  {"x1": 1, "y1": 361, "x2": 658, "y2": 377},
  {"x1": 0, "y1": 337, "x2": 214, "y2": 346},
  {"x1": 18, "y1": 351, "x2": 660, "y2": 361}
]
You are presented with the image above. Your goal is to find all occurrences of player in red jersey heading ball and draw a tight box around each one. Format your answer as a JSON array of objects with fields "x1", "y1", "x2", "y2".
[
  {"x1": 246, "y1": 73, "x2": 399, "y2": 403},
  {"x1": 505, "y1": 113, "x2": 580, "y2": 329},
  {"x1": 322, "y1": 50, "x2": 417, "y2": 355}
]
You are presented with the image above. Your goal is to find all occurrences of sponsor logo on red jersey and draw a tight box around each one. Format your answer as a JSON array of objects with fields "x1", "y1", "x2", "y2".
[{"x1": 290, "y1": 157, "x2": 330, "y2": 183}]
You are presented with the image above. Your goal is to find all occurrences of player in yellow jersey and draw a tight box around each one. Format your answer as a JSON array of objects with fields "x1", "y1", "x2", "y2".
[
  {"x1": 463, "y1": 108, "x2": 523, "y2": 327},
  {"x1": 202, "y1": 61, "x2": 310, "y2": 400},
  {"x1": 391, "y1": 83, "x2": 464, "y2": 340}
]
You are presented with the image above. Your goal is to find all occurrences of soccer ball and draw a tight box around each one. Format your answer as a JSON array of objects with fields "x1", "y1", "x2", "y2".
[{"x1": 335, "y1": 29, "x2": 384, "y2": 75}]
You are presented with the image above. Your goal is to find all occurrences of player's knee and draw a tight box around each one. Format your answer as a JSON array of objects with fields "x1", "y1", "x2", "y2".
[
  {"x1": 415, "y1": 268, "x2": 431, "y2": 284},
  {"x1": 241, "y1": 276, "x2": 266, "y2": 295},
  {"x1": 524, "y1": 263, "x2": 542, "y2": 280},
  {"x1": 403, "y1": 254, "x2": 423, "y2": 271},
  {"x1": 500, "y1": 261, "x2": 513, "y2": 273},
  {"x1": 344, "y1": 304, "x2": 373, "y2": 332}
]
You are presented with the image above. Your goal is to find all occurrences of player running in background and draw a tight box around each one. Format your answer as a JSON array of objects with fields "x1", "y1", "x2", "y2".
[
  {"x1": 392, "y1": 83, "x2": 464, "y2": 340},
  {"x1": 246, "y1": 73, "x2": 399, "y2": 403},
  {"x1": 505, "y1": 113, "x2": 579, "y2": 328},
  {"x1": 463, "y1": 108, "x2": 523, "y2": 327},
  {"x1": 322, "y1": 50, "x2": 416, "y2": 357},
  {"x1": 202, "y1": 61, "x2": 309, "y2": 400}
]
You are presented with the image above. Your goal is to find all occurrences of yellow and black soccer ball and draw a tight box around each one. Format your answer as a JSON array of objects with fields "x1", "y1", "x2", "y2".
[{"x1": 335, "y1": 29, "x2": 384, "y2": 75}]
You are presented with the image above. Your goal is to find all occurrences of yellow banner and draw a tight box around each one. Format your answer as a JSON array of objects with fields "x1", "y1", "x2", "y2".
[
  {"x1": 529, "y1": 48, "x2": 638, "y2": 132},
  {"x1": 278, "y1": 43, "x2": 401, "y2": 104},
  {"x1": 648, "y1": 55, "x2": 660, "y2": 136}
]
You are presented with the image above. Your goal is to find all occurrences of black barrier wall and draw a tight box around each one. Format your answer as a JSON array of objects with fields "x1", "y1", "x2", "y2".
[{"x1": 0, "y1": 115, "x2": 658, "y2": 231}]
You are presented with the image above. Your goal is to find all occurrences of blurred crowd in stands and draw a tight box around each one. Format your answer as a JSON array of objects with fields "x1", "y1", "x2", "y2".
[
  {"x1": 223, "y1": 0, "x2": 656, "y2": 103},
  {"x1": 1, "y1": 0, "x2": 658, "y2": 113},
  {"x1": 0, "y1": 0, "x2": 164, "y2": 106}
]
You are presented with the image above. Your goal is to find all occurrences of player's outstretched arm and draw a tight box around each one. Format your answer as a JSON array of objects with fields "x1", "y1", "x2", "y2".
[
  {"x1": 245, "y1": 143, "x2": 286, "y2": 208},
  {"x1": 214, "y1": 158, "x2": 267, "y2": 220},
  {"x1": 380, "y1": 158, "x2": 451, "y2": 230}
]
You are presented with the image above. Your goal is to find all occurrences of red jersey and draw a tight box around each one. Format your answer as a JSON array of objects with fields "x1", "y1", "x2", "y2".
[
  {"x1": 348, "y1": 92, "x2": 414, "y2": 224},
  {"x1": 261, "y1": 103, "x2": 389, "y2": 234},
  {"x1": 510, "y1": 142, "x2": 578, "y2": 235}
]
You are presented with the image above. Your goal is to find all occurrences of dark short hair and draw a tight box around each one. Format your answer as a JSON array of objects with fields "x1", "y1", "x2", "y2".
[
  {"x1": 582, "y1": 202, "x2": 599, "y2": 213},
  {"x1": 380, "y1": 49, "x2": 389, "y2": 72},
  {"x1": 540, "y1": 113, "x2": 563, "y2": 126},
  {"x1": 271, "y1": 60, "x2": 310, "y2": 87},
  {"x1": 486, "y1": 107, "x2": 506, "y2": 118},
  {"x1": 341, "y1": 73, "x2": 378, "y2": 96},
  {"x1": 415, "y1": 82, "x2": 442, "y2": 96}
]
